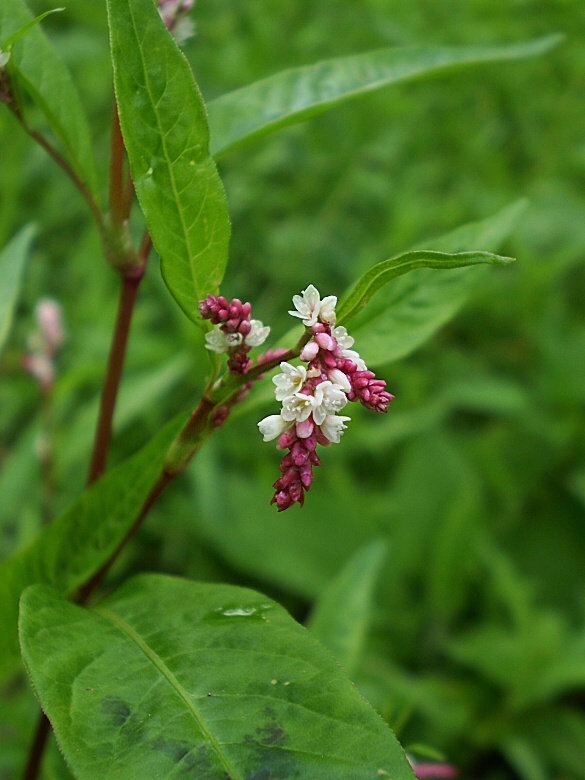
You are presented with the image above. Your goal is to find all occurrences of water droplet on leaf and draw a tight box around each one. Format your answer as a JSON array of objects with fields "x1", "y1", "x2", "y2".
[{"x1": 203, "y1": 604, "x2": 273, "y2": 624}]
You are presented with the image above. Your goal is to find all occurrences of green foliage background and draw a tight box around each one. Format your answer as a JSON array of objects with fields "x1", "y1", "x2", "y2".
[{"x1": 1, "y1": 1, "x2": 585, "y2": 777}]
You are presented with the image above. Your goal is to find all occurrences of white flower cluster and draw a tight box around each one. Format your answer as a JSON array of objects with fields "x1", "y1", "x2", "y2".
[{"x1": 258, "y1": 284, "x2": 366, "y2": 445}]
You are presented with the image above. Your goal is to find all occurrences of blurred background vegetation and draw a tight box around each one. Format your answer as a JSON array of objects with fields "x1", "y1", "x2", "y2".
[{"x1": 1, "y1": 1, "x2": 585, "y2": 778}]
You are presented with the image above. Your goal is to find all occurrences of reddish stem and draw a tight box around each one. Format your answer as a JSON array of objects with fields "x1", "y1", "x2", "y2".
[
  {"x1": 5, "y1": 98, "x2": 103, "y2": 229},
  {"x1": 86, "y1": 267, "x2": 144, "y2": 484},
  {"x1": 77, "y1": 470, "x2": 173, "y2": 604},
  {"x1": 22, "y1": 713, "x2": 51, "y2": 780}
]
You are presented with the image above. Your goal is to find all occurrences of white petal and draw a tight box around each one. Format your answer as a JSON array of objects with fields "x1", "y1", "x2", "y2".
[
  {"x1": 320, "y1": 415, "x2": 351, "y2": 444},
  {"x1": 245, "y1": 319, "x2": 270, "y2": 347},
  {"x1": 204, "y1": 325, "x2": 229, "y2": 353},
  {"x1": 313, "y1": 405, "x2": 327, "y2": 426},
  {"x1": 258, "y1": 414, "x2": 289, "y2": 442},
  {"x1": 319, "y1": 294, "x2": 337, "y2": 325},
  {"x1": 327, "y1": 368, "x2": 351, "y2": 394},
  {"x1": 320, "y1": 382, "x2": 348, "y2": 414},
  {"x1": 332, "y1": 325, "x2": 354, "y2": 350},
  {"x1": 273, "y1": 363, "x2": 307, "y2": 401},
  {"x1": 281, "y1": 392, "x2": 315, "y2": 422},
  {"x1": 288, "y1": 284, "x2": 322, "y2": 327}
]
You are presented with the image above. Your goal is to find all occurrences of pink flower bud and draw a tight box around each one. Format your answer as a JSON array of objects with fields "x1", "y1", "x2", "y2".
[
  {"x1": 315, "y1": 332, "x2": 336, "y2": 351},
  {"x1": 35, "y1": 299, "x2": 64, "y2": 356},
  {"x1": 300, "y1": 341, "x2": 319, "y2": 362}
]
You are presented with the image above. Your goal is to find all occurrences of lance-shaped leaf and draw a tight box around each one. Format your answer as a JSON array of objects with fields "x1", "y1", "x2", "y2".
[
  {"x1": 0, "y1": 0, "x2": 98, "y2": 198},
  {"x1": 107, "y1": 0, "x2": 231, "y2": 322},
  {"x1": 20, "y1": 575, "x2": 415, "y2": 780},
  {"x1": 344, "y1": 200, "x2": 525, "y2": 367},
  {"x1": 0, "y1": 224, "x2": 35, "y2": 356},
  {"x1": 337, "y1": 250, "x2": 513, "y2": 326},
  {"x1": 208, "y1": 35, "x2": 563, "y2": 158},
  {"x1": 0, "y1": 413, "x2": 187, "y2": 682}
]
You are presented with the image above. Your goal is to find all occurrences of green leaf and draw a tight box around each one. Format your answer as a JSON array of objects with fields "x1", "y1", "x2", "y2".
[
  {"x1": 336, "y1": 249, "x2": 514, "y2": 325},
  {"x1": 208, "y1": 36, "x2": 563, "y2": 158},
  {"x1": 1, "y1": 8, "x2": 64, "y2": 51},
  {"x1": 308, "y1": 540, "x2": 387, "y2": 676},
  {"x1": 20, "y1": 575, "x2": 415, "y2": 780},
  {"x1": 347, "y1": 200, "x2": 526, "y2": 366},
  {"x1": 0, "y1": 224, "x2": 35, "y2": 356},
  {"x1": 107, "y1": 0, "x2": 231, "y2": 323},
  {"x1": 0, "y1": 413, "x2": 187, "y2": 682},
  {"x1": 0, "y1": 0, "x2": 98, "y2": 197}
]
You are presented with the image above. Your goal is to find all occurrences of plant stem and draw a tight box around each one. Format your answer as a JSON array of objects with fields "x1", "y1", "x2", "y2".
[
  {"x1": 5, "y1": 99, "x2": 103, "y2": 230},
  {"x1": 77, "y1": 469, "x2": 174, "y2": 604},
  {"x1": 86, "y1": 265, "x2": 145, "y2": 484},
  {"x1": 22, "y1": 713, "x2": 51, "y2": 780}
]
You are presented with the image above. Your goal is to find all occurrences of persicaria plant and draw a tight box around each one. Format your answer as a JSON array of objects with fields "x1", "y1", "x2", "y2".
[{"x1": 0, "y1": 1, "x2": 557, "y2": 778}]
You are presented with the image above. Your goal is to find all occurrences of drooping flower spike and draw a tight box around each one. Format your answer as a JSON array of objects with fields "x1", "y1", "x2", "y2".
[{"x1": 259, "y1": 284, "x2": 394, "y2": 510}]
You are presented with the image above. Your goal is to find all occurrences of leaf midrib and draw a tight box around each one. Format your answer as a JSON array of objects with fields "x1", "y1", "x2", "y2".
[{"x1": 94, "y1": 605, "x2": 240, "y2": 780}]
